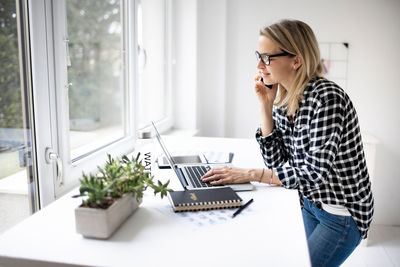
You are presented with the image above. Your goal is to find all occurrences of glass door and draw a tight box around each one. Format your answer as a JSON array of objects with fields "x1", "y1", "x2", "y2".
[{"x1": 0, "y1": 0, "x2": 39, "y2": 234}]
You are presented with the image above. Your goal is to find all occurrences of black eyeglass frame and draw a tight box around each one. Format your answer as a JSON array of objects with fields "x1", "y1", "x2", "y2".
[{"x1": 255, "y1": 51, "x2": 294, "y2": 66}]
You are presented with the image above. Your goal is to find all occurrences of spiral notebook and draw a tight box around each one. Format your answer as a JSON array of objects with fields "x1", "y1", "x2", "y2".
[{"x1": 168, "y1": 187, "x2": 242, "y2": 212}]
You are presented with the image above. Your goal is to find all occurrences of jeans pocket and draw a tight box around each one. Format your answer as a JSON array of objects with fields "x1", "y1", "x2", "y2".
[{"x1": 316, "y1": 207, "x2": 348, "y2": 233}]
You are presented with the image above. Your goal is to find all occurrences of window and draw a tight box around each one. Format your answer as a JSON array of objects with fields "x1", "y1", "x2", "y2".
[
  {"x1": 66, "y1": 0, "x2": 126, "y2": 160},
  {"x1": 26, "y1": 0, "x2": 138, "y2": 202},
  {"x1": 27, "y1": 0, "x2": 173, "y2": 204},
  {"x1": 45, "y1": 0, "x2": 138, "y2": 198},
  {"x1": 0, "y1": 0, "x2": 38, "y2": 233}
]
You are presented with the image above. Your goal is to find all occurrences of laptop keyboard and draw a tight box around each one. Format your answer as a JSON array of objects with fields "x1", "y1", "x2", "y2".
[{"x1": 183, "y1": 165, "x2": 213, "y2": 188}]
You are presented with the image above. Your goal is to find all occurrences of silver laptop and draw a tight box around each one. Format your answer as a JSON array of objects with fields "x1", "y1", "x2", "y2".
[{"x1": 152, "y1": 122, "x2": 254, "y2": 191}]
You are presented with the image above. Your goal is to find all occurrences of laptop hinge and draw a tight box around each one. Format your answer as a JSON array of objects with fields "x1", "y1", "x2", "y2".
[{"x1": 175, "y1": 167, "x2": 188, "y2": 189}]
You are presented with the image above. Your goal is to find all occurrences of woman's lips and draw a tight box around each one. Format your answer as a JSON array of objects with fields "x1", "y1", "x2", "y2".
[{"x1": 261, "y1": 73, "x2": 270, "y2": 78}]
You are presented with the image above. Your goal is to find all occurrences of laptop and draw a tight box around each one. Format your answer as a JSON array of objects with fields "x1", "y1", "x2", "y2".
[{"x1": 151, "y1": 122, "x2": 254, "y2": 191}]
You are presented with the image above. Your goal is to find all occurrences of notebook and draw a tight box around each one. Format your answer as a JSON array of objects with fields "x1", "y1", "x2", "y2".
[
  {"x1": 151, "y1": 122, "x2": 254, "y2": 191},
  {"x1": 168, "y1": 187, "x2": 242, "y2": 212}
]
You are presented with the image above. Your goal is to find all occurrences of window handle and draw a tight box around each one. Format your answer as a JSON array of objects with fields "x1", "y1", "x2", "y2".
[
  {"x1": 138, "y1": 45, "x2": 147, "y2": 72},
  {"x1": 65, "y1": 82, "x2": 72, "y2": 91},
  {"x1": 45, "y1": 147, "x2": 63, "y2": 186},
  {"x1": 63, "y1": 37, "x2": 71, "y2": 67}
]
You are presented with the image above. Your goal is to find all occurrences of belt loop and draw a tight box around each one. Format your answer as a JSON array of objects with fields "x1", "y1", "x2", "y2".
[{"x1": 315, "y1": 201, "x2": 323, "y2": 210}]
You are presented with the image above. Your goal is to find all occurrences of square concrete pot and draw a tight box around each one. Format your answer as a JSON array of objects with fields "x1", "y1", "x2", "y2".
[{"x1": 75, "y1": 194, "x2": 142, "y2": 239}]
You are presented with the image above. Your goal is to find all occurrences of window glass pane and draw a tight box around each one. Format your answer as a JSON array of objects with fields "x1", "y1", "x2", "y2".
[
  {"x1": 0, "y1": 0, "x2": 35, "y2": 233},
  {"x1": 138, "y1": 0, "x2": 167, "y2": 128},
  {"x1": 66, "y1": 0, "x2": 125, "y2": 160}
]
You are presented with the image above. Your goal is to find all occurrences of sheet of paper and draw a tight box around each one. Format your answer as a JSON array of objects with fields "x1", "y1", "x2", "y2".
[
  {"x1": 153, "y1": 203, "x2": 254, "y2": 230},
  {"x1": 202, "y1": 151, "x2": 233, "y2": 164}
]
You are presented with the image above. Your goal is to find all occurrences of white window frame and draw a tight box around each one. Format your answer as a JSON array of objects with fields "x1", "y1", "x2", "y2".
[
  {"x1": 29, "y1": 0, "x2": 58, "y2": 207},
  {"x1": 136, "y1": 0, "x2": 174, "y2": 135}
]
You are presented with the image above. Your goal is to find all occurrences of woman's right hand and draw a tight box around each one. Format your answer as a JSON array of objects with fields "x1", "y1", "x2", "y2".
[
  {"x1": 254, "y1": 71, "x2": 277, "y2": 136},
  {"x1": 254, "y1": 72, "x2": 278, "y2": 107}
]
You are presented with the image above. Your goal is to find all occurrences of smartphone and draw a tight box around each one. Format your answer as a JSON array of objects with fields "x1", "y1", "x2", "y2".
[{"x1": 260, "y1": 77, "x2": 273, "y2": 89}]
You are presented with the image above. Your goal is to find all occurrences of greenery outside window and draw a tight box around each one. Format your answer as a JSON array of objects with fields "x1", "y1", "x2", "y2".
[{"x1": 66, "y1": 0, "x2": 126, "y2": 161}]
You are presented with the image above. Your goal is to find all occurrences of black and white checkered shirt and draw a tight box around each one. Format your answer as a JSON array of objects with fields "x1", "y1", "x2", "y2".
[{"x1": 256, "y1": 77, "x2": 374, "y2": 238}]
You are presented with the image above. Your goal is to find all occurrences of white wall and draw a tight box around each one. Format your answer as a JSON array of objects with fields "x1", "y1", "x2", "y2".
[
  {"x1": 172, "y1": 0, "x2": 198, "y2": 130},
  {"x1": 174, "y1": 0, "x2": 400, "y2": 225},
  {"x1": 196, "y1": 0, "x2": 227, "y2": 137}
]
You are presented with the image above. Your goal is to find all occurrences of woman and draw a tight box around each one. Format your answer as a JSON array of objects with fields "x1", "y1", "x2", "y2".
[{"x1": 201, "y1": 19, "x2": 374, "y2": 266}]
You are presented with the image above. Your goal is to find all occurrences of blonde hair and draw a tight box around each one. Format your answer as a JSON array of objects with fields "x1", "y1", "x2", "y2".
[{"x1": 260, "y1": 19, "x2": 324, "y2": 116}]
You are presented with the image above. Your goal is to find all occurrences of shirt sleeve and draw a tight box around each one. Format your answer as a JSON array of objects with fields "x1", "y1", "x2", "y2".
[
  {"x1": 275, "y1": 98, "x2": 345, "y2": 192},
  {"x1": 255, "y1": 111, "x2": 290, "y2": 168}
]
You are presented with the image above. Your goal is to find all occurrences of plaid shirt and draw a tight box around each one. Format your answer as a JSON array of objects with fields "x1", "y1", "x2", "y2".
[{"x1": 256, "y1": 77, "x2": 374, "y2": 238}]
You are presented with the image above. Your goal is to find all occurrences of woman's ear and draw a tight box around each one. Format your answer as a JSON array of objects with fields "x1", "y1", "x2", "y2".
[{"x1": 293, "y1": 56, "x2": 302, "y2": 71}]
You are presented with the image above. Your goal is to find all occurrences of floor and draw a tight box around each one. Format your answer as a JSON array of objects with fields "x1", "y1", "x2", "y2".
[
  {"x1": 343, "y1": 224, "x2": 400, "y2": 267},
  {"x1": 0, "y1": 170, "x2": 30, "y2": 234},
  {"x1": 0, "y1": 193, "x2": 30, "y2": 234}
]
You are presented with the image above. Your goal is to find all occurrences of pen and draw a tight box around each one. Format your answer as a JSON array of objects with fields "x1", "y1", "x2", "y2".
[{"x1": 232, "y1": 198, "x2": 254, "y2": 218}]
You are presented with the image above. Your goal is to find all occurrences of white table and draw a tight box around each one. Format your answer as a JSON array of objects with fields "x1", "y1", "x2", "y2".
[{"x1": 0, "y1": 137, "x2": 310, "y2": 267}]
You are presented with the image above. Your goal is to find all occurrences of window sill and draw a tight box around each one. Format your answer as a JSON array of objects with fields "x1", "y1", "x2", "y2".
[{"x1": 163, "y1": 128, "x2": 199, "y2": 137}]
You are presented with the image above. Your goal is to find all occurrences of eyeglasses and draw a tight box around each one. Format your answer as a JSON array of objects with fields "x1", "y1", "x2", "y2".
[{"x1": 255, "y1": 50, "x2": 293, "y2": 66}]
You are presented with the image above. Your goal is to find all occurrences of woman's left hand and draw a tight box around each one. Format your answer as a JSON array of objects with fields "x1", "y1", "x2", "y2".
[{"x1": 201, "y1": 166, "x2": 251, "y2": 186}]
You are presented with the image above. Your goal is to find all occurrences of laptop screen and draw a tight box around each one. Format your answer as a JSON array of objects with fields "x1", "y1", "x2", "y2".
[{"x1": 151, "y1": 122, "x2": 180, "y2": 174}]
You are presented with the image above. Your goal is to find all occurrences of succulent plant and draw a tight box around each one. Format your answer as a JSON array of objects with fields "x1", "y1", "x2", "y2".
[{"x1": 75, "y1": 153, "x2": 172, "y2": 209}]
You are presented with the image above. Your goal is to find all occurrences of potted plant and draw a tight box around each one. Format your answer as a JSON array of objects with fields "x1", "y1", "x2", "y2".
[{"x1": 74, "y1": 153, "x2": 172, "y2": 239}]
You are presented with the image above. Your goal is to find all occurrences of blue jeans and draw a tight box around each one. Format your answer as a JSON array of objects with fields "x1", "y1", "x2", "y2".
[{"x1": 302, "y1": 197, "x2": 362, "y2": 267}]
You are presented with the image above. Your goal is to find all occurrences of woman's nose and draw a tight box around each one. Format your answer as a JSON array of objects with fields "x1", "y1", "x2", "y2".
[{"x1": 257, "y1": 59, "x2": 265, "y2": 69}]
